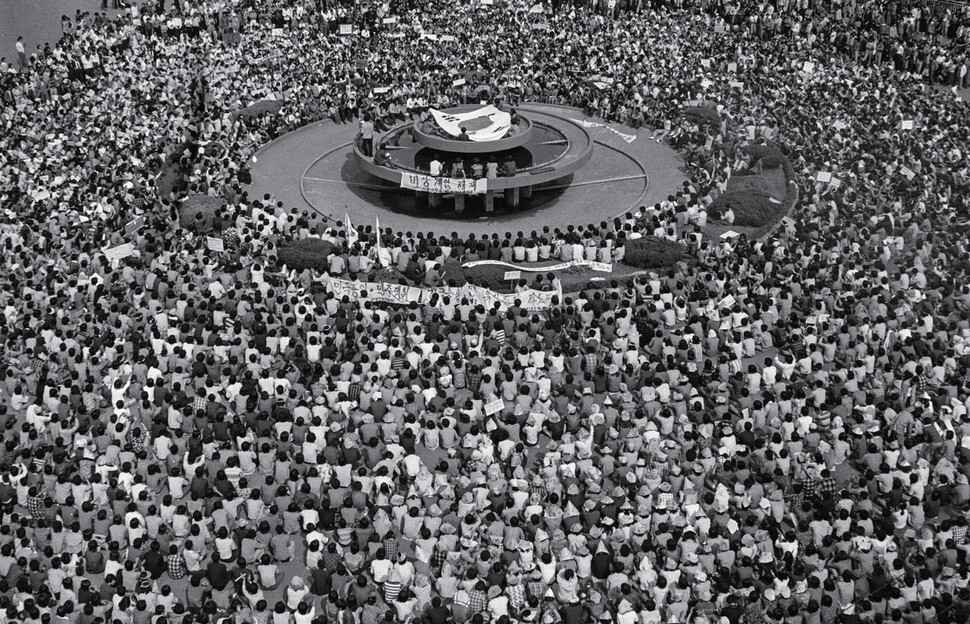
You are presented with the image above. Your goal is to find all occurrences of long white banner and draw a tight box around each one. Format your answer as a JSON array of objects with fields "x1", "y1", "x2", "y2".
[
  {"x1": 323, "y1": 277, "x2": 561, "y2": 311},
  {"x1": 463, "y1": 259, "x2": 613, "y2": 272},
  {"x1": 400, "y1": 172, "x2": 487, "y2": 195},
  {"x1": 571, "y1": 118, "x2": 637, "y2": 143}
]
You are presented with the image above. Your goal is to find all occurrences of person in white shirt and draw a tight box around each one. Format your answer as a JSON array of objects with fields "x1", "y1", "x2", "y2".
[
  {"x1": 429, "y1": 154, "x2": 443, "y2": 177},
  {"x1": 16, "y1": 37, "x2": 27, "y2": 71}
]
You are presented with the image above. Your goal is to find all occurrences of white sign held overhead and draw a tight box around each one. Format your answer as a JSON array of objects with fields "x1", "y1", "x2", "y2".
[
  {"x1": 504, "y1": 271, "x2": 521, "y2": 281},
  {"x1": 484, "y1": 399, "x2": 505, "y2": 415},
  {"x1": 103, "y1": 243, "x2": 135, "y2": 262},
  {"x1": 206, "y1": 236, "x2": 225, "y2": 252}
]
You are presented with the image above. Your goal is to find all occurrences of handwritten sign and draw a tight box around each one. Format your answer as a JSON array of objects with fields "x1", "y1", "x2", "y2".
[
  {"x1": 900, "y1": 120, "x2": 914, "y2": 130},
  {"x1": 452, "y1": 78, "x2": 466, "y2": 87},
  {"x1": 504, "y1": 270, "x2": 521, "y2": 281},
  {"x1": 484, "y1": 399, "x2": 505, "y2": 415},
  {"x1": 338, "y1": 24, "x2": 354, "y2": 35},
  {"x1": 717, "y1": 294, "x2": 736, "y2": 310},
  {"x1": 816, "y1": 171, "x2": 832, "y2": 184},
  {"x1": 382, "y1": 16, "x2": 397, "y2": 24},
  {"x1": 125, "y1": 216, "x2": 145, "y2": 235},
  {"x1": 900, "y1": 166, "x2": 915, "y2": 180},
  {"x1": 323, "y1": 278, "x2": 561, "y2": 312},
  {"x1": 440, "y1": 35, "x2": 456, "y2": 42},
  {"x1": 400, "y1": 173, "x2": 486, "y2": 195},
  {"x1": 206, "y1": 236, "x2": 225, "y2": 252},
  {"x1": 103, "y1": 243, "x2": 135, "y2": 262},
  {"x1": 802, "y1": 61, "x2": 815, "y2": 74}
]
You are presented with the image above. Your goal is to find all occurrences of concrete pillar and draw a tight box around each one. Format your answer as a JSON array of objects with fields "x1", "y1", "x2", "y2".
[
  {"x1": 429, "y1": 192, "x2": 442, "y2": 210},
  {"x1": 454, "y1": 193, "x2": 466, "y2": 214},
  {"x1": 521, "y1": 185, "x2": 533, "y2": 202},
  {"x1": 508, "y1": 187, "x2": 520, "y2": 209},
  {"x1": 484, "y1": 190, "x2": 495, "y2": 213}
]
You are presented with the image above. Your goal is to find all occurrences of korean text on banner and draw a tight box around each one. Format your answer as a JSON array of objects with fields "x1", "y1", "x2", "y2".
[{"x1": 401, "y1": 173, "x2": 487, "y2": 195}]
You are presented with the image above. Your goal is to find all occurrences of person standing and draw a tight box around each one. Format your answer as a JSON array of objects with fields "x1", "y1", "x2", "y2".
[
  {"x1": 360, "y1": 115, "x2": 374, "y2": 157},
  {"x1": 15, "y1": 37, "x2": 27, "y2": 72}
]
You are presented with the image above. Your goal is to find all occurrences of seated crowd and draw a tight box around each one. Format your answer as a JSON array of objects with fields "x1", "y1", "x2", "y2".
[{"x1": 0, "y1": 0, "x2": 969, "y2": 623}]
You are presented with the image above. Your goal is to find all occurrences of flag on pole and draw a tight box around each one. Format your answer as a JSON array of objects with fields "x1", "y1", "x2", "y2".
[
  {"x1": 375, "y1": 217, "x2": 391, "y2": 267},
  {"x1": 345, "y1": 212, "x2": 359, "y2": 246}
]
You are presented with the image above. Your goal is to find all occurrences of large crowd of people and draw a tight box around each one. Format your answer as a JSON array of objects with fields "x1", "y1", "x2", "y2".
[{"x1": 1, "y1": 0, "x2": 970, "y2": 622}]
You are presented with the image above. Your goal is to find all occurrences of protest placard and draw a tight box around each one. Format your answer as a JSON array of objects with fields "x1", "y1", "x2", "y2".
[
  {"x1": 206, "y1": 236, "x2": 225, "y2": 252},
  {"x1": 484, "y1": 399, "x2": 505, "y2": 415},
  {"x1": 503, "y1": 270, "x2": 521, "y2": 281},
  {"x1": 103, "y1": 243, "x2": 135, "y2": 262},
  {"x1": 125, "y1": 216, "x2": 145, "y2": 235}
]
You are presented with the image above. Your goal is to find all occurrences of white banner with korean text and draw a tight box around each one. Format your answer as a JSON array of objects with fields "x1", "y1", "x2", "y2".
[
  {"x1": 323, "y1": 277, "x2": 561, "y2": 311},
  {"x1": 400, "y1": 172, "x2": 487, "y2": 195}
]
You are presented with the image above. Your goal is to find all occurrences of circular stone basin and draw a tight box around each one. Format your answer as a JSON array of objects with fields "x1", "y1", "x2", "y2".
[{"x1": 411, "y1": 105, "x2": 534, "y2": 154}]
